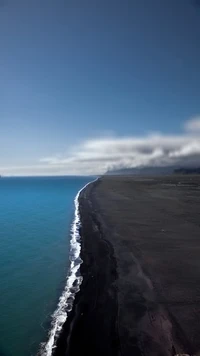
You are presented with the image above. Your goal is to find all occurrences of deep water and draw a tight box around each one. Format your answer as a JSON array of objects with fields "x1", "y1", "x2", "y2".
[{"x1": 0, "y1": 176, "x2": 92, "y2": 356}]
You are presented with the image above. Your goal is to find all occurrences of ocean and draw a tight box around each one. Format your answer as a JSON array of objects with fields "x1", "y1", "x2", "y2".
[{"x1": 0, "y1": 176, "x2": 93, "y2": 356}]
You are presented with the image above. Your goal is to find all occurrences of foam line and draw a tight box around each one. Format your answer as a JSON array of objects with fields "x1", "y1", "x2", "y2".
[{"x1": 40, "y1": 178, "x2": 97, "y2": 356}]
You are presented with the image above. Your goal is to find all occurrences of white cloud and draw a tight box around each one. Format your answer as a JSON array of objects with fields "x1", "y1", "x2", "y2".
[
  {"x1": 1, "y1": 118, "x2": 200, "y2": 176},
  {"x1": 184, "y1": 116, "x2": 200, "y2": 132}
]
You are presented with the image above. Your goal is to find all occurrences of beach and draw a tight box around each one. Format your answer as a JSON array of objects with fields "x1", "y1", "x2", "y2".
[{"x1": 54, "y1": 175, "x2": 200, "y2": 356}]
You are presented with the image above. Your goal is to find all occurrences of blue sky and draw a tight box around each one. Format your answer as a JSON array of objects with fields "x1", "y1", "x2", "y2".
[{"x1": 1, "y1": 0, "x2": 200, "y2": 175}]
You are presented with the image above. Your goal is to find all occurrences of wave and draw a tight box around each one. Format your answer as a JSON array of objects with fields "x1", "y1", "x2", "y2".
[{"x1": 39, "y1": 178, "x2": 97, "y2": 356}]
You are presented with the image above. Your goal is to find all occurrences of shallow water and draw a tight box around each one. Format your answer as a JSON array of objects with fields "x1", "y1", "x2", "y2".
[{"x1": 0, "y1": 176, "x2": 92, "y2": 356}]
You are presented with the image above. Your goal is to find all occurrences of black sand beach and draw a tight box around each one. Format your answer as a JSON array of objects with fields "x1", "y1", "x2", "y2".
[{"x1": 54, "y1": 175, "x2": 200, "y2": 356}]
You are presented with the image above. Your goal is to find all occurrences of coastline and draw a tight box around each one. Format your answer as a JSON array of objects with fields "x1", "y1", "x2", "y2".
[
  {"x1": 54, "y1": 175, "x2": 200, "y2": 356},
  {"x1": 53, "y1": 178, "x2": 119, "y2": 356},
  {"x1": 40, "y1": 178, "x2": 97, "y2": 356}
]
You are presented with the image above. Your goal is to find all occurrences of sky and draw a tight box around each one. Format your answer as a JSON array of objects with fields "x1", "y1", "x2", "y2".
[{"x1": 1, "y1": 0, "x2": 200, "y2": 175}]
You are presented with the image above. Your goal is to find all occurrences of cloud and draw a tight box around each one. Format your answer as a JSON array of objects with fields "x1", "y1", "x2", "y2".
[
  {"x1": 184, "y1": 116, "x2": 200, "y2": 132},
  {"x1": 37, "y1": 117, "x2": 200, "y2": 175},
  {"x1": 1, "y1": 117, "x2": 200, "y2": 176}
]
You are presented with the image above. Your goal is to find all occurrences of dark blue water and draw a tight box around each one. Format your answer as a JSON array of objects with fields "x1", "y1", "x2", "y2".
[{"x1": 0, "y1": 176, "x2": 92, "y2": 356}]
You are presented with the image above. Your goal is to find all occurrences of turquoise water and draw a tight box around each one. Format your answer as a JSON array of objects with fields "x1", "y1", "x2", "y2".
[{"x1": 0, "y1": 176, "x2": 92, "y2": 356}]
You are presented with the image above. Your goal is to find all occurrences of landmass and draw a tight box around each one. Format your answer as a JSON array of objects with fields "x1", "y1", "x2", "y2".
[
  {"x1": 54, "y1": 175, "x2": 200, "y2": 356},
  {"x1": 174, "y1": 167, "x2": 200, "y2": 174},
  {"x1": 106, "y1": 166, "x2": 200, "y2": 176}
]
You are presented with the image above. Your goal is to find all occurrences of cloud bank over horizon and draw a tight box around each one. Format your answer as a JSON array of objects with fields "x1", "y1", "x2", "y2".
[{"x1": 2, "y1": 117, "x2": 200, "y2": 176}]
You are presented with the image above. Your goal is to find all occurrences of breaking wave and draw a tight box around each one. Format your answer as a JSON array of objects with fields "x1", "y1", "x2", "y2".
[{"x1": 39, "y1": 179, "x2": 96, "y2": 356}]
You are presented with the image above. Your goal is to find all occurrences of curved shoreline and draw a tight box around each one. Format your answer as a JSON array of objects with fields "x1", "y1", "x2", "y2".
[
  {"x1": 39, "y1": 179, "x2": 97, "y2": 356},
  {"x1": 53, "y1": 177, "x2": 119, "y2": 356}
]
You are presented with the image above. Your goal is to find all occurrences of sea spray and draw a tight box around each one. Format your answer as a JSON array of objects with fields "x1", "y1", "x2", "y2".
[{"x1": 40, "y1": 179, "x2": 97, "y2": 356}]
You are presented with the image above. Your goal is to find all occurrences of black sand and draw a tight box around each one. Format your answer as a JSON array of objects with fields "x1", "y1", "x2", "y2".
[{"x1": 54, "y1": 175, "x2": 200, "y2": 356}]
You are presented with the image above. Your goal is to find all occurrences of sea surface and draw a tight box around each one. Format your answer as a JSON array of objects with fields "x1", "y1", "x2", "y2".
[{"x1": 0, "y1": 176, "x2": 93, "y2": 356}]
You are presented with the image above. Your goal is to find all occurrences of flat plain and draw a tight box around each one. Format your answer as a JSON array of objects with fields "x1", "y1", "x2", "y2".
[{"x1": 55, "y1": 175, "x2": 200, "y2": 356}]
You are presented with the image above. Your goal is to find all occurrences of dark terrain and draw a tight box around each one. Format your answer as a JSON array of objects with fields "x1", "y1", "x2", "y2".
[{"x1": 55, "y1": 175, "x2": 200, "y2": 356}]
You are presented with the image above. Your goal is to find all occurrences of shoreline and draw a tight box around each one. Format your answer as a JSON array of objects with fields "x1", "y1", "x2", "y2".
[
  {"x1": 53, "y1": 178, "x2": 120, "y2": 356},
  {"x1": 40, "y1": 179, "x2": 97, "y2": 356}
]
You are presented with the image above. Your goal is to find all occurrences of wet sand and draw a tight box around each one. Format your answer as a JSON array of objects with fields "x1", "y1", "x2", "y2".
[{"x1": 54, "y1": 175, "x2": 200, "y2": 356}]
